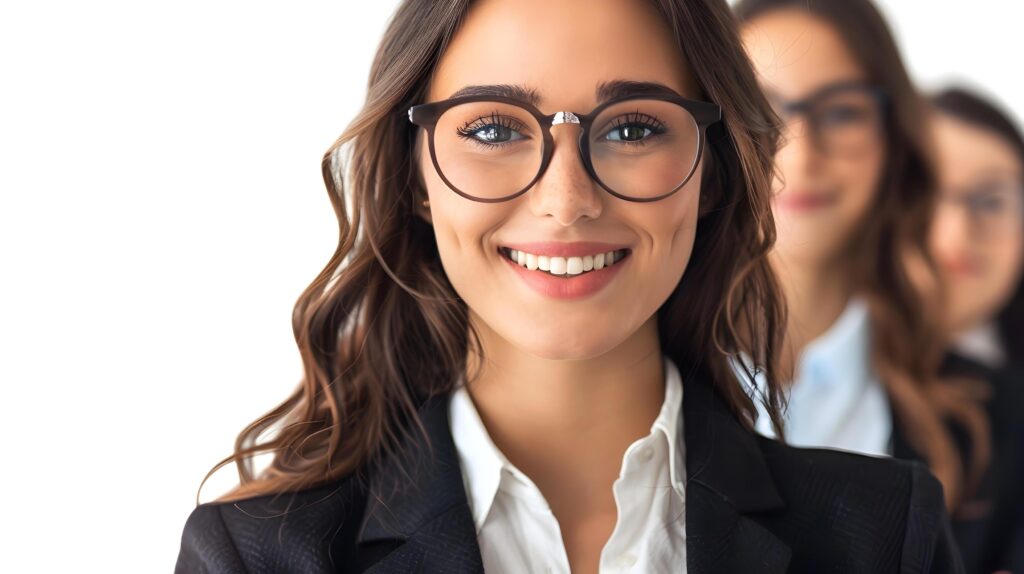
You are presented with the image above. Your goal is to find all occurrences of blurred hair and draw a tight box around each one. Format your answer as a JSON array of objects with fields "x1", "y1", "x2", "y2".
[
  {"x1": 196, "y1": 0, "x2": 789, "y2": 504},
  {"x1": 932, "y1": 86, "x2": 1024, "y2": 364},
  {"x1": 735, "y1": 0, "x2": 990, "y2": 508}
]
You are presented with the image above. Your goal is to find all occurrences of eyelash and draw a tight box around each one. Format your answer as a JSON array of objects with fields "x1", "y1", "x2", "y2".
[
  {"x1": 606, "y1": 111, "x2": 667, "y2": 146},
  {"x1": 453, "y1": 110, "x2": 668, "y2": 149},
  {"x1": 455, "y1": 112, "x2": 529, "y2": 148}
]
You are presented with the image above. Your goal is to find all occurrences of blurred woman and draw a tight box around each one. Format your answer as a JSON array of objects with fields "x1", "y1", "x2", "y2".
[
  {"x1": 930, "y1": 86, "x2": 1024, "y2": 573},
  {"x1": 733, "y1": 0, "x2": 988, "y2": 513}
]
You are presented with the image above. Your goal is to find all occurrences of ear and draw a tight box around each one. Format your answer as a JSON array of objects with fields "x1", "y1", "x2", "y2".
[
  {"x1": 696, "y1": 150, "x2": 722, "y2": 219},
  {"x1": 414, "y1": 192, "x2": 433, "y2": 224},
  {"x1": 410, "y1": 130, "x2": 433, "y2": 225}
]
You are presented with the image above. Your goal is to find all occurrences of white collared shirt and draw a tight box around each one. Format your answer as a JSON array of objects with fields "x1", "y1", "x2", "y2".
[
  {"x1": 448, "y1": 356, "x2": 687, "y2": 573},
  {"x1": 740, "y1": 298, "x2": 893, "y2": 457},
  {"x1": 953, "y1": 321, "x2": 1007, "y2": 369}
]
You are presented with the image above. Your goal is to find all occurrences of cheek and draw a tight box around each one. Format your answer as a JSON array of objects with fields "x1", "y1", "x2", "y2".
[
  {"x1": 832, "y1": 145, "x2": 885, "y2": 216},
  {"x1": 988, "y1": 228, "x2": 1024, "y2": 296}
]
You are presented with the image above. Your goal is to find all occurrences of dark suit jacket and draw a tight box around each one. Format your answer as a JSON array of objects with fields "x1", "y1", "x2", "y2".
[
  {"x1": 176, "y1": 372, "x2": 965, "y2": 573},
  {"x1": 893, "y1": 353, "x2": 1024, "y2": 574}
]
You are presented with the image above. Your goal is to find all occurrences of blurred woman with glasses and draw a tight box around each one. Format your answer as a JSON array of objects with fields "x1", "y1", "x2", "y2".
[
  {"x1": 175, "y1": 0, "x2": 962, "y2": 571},
  {"x1": 734, "y1": 0, "x2": 990, "y2": 531},
  {"x1": 929, "y1": 86, "x2": 1024, "y2": 573}
]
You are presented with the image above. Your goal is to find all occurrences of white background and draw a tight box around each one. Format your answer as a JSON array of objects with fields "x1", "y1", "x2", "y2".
[{"x1": 1, "y1": 1, "x2": 1021, "y2": 571}]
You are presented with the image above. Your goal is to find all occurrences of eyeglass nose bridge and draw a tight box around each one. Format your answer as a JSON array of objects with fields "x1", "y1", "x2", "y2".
[{"x1": 551, "y1": 111, "x2": 581, "y2": 126}]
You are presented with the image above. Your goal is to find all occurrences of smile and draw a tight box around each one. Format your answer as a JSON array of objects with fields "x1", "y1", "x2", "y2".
[{"x1": 499, "y1": 247, "x2": 631, "y2": 278}]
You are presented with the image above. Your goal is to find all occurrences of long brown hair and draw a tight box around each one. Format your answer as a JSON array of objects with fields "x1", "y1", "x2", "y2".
[
  {"x1": 735, "y1": 0, "x2": 990, "y2": 508},
  {"x1": 198, "y1": 0, "x2": 787, "y2": 505},
  {"x1": 932, "y1": 87, "x2": 1024, "y2": 364}
]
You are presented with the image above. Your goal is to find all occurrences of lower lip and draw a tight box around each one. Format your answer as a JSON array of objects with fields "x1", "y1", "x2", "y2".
[
  {"x1": 501, "y1": 252, "x2": 628, "y2": 300},
  {"x1": 775, "y1": 195, "x2": 836, "y2": 212}
]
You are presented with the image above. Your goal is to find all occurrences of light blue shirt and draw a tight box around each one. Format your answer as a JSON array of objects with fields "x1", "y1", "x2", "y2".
[{"x1": 739, "y1": 298, "x2": 893, "y2": 457}]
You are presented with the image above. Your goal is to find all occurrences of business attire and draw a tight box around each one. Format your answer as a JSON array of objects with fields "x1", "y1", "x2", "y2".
[
  {"x1": 176, "y1": 359, "x2": 964, "y2": 572},
  {"x1": 450, "y1": 357, "x2": 687, "y2": 572},
  {"x1": 893, "y1": 336, "x2": 1024, "y2": 574},
  {"x1": 743, "y1": 305, "x2": 1023, "y2": 574},
  {"x1": 745, "y1": 298, "x2": 892, "y2": 456}
]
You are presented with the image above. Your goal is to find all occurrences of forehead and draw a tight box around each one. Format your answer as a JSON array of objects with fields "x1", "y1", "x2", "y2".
[
  {"x1": 428, "y1": 0, "x2": 696, "y2": 110},
  {"x1": 741, "y1": 9, "x2": 866, "y2": 101},
  {"x1": 934, "y1": 113, "x2": 1024, "y2": 184}
]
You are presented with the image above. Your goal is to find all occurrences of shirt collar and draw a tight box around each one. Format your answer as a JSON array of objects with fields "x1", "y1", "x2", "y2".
[
  {"x1": 953, "y1": 321, "x2": 1006, "y2": 369},
  {"x1": 449, "y1": 356, "x2": 685, "y2": 532},
  {"x1": 798, "y1": 297, "x2": 872, "y2": 390}
]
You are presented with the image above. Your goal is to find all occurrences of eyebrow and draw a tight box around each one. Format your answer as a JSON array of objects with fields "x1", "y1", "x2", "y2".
[{"x1": 447, "y1": 80, "x2": 683, "y2": 107}]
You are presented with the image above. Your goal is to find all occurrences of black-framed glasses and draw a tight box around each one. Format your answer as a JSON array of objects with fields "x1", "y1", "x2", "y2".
[
  {"x1": 938, "y1": 177, "x2": 1024, "y2": 238},
  {"x1": 407, "y1": 94, "x2": 721, "y2": 203},
  {"x1": 769, "y1": 81, "x2": 887, "y2": 157}
]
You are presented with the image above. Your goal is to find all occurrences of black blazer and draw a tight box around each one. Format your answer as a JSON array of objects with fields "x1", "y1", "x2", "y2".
[
  {"x1": 893, "y1": 353, "x2": 1024, "y2": 574},
  {"x1": 176, "y1": 372, "x2": 965, "y2": 573}
]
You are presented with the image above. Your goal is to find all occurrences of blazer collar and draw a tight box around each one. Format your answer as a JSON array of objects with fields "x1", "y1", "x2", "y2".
[
  {"x1": 681, "y1": 366, "x2": 791, "y2": 572},
  {"x1": 356, "y1": 366, "x2": 791, "y2": 573}
]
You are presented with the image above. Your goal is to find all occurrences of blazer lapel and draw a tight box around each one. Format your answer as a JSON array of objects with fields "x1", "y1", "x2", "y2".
[
  {"x1": 356, "y1": 396, "x2": 484, "y2": 573},
  {"x1": 683, "y1": 368, "x2": 792, "y2": 573}
]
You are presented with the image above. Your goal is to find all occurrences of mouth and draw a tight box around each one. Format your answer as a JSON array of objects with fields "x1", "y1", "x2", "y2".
[{"x1": 498, "y1": 246, "x2": 632, "y2": 278}]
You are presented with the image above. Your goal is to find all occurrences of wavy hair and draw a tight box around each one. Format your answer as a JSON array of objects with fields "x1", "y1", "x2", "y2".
[
  {"x1": 735, "y1": 0, "x2": 991, "y2": 508},
  {"x1": 197, "y1": 0, "x2": 786, "y2": 504}
]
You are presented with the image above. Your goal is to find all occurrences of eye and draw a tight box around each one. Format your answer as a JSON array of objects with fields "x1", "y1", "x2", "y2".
[
  {"x1": 602, "y1": 112, "x2": 666, "y2": 144},
  {"x1": 457, "y1": 114, "x2": 528, "y2": 146},
  {"x1": 817, "y1": 105, "x2": 871, "y2": 128}
]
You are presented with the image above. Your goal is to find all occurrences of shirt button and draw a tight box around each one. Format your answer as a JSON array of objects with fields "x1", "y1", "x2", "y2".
[{"x1": 638, "y1": 446, "x2": 654, "y2": 462}]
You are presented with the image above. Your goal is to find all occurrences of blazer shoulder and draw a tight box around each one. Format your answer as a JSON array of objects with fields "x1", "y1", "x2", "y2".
[
  {"x1": 175, "y1": 475, "x2": 367, "y2": 574},
  {"x1": 754, "y1": 437, "x2": 965, "y2": 573}
]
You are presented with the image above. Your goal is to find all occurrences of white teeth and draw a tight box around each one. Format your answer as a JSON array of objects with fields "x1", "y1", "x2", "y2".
[
  {"x1": 505, "y1": 247, "x2": 626, "y2": 276},
  {"x1": 566, "y1": 257, "x2": 584, "y2": 275},
  {"x1": 549, "y1": 256, "x2": 567, "y2": 275}
]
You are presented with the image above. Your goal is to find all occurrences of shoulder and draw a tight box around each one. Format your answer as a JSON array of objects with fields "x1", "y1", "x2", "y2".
[
  {"x1": 754, "y1": 437, "x2": 964, "y2": 572},
  {"x1": 175, "y1": 475, "x2": 367, "y2": 574}
]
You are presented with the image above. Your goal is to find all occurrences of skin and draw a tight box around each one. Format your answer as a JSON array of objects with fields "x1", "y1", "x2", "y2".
[
  {"x1": 417, "y1": 0, "x2": 702, "y2": 570},
  {"x1": 742, "y1": 10, "x2": 886, "y2": 376},
  {"x1": 930, "y1": 112, "x2": 1024, "y2": 337}
]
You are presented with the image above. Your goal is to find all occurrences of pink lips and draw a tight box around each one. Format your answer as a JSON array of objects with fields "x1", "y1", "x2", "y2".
[
  {"x1": 500, "y1": 242, "x2": 631, "y2": 300},
  {"x1": 774, "y1": 192, "x2": 837, "y2": 212}
]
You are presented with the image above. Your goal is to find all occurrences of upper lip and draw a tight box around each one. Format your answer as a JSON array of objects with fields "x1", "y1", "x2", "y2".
[{"x1": 501, "y1": 241, "x2": 631, "y2": 257}]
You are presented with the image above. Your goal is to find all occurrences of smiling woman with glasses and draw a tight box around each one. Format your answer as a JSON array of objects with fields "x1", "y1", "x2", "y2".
[
  {"x1": 928, "y1": 86, "x2": 1024, "y2": 573},
  {"x1": 175, "y1": 0, "x2": 961, "y2": 571}
]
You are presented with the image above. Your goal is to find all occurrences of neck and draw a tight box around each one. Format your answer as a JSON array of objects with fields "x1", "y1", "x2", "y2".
[
  {"x1": 463, "y1": 312, "x2": 665, "y2": 515},
  {"x1": 772, "y1": 251, "x2": 854, "y2": 380}
]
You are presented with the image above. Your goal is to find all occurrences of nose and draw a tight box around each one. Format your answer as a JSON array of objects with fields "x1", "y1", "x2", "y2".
[
  {"x1": 774, "y1": 116, "x2": 823, "y2": 184},
  {"x1": 528, "y1": 126, "x2": 603, "y2": 225},
  {"x1": 931, "y1": 200, "x2": 973, "y2": 257}
]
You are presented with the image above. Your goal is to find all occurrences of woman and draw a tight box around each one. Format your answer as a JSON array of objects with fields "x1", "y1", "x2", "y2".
[
  {"x1": 175, "y1": 0, "x2": 961, "y2": 571},
  {"x1": 929, "y1": 86, "x2": 1024, "y2": 573},
  {"x1": 734, "y1": 0, "x2": 988, "y2": 513}
]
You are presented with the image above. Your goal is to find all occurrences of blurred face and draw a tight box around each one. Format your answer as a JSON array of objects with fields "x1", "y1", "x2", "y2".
[
  {"x1": 742, "y1": 10, "x2": 886, "y2": 267},
  {"x1": 417, "y1": 0, "x2": 703, "y2": 360},
  {"x1": 930, "y1": 112, "x2": 1024, "y2": 334}
]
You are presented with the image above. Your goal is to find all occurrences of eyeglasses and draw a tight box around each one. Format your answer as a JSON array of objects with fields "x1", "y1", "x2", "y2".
[
  {"x1": 938, "y1": 178, "x2": 1024, "y2": 238},
  {"x1": 769, "y1": 81, "x2": 886, "y2": 157},
  {"x1": 407, "y1": 94, "x2": 721, "y2": 203}
]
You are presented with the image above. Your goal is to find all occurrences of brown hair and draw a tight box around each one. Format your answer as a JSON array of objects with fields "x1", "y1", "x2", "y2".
[
  {"x1": 197, "y1": 0, "x2": 787, "y2": 504},
  {"x1": 735, "y1": 0, "x2": 990, "y2": 508},
  {"x1": 932, "y1": 86, "x2": 1024, "y2": 363}
]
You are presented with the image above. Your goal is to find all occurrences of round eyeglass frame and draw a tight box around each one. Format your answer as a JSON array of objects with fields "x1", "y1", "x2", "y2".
[{"x1": 407, "y1": 93, "x2": 722, "y2": 203}]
